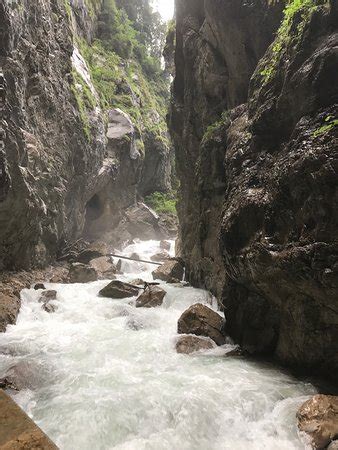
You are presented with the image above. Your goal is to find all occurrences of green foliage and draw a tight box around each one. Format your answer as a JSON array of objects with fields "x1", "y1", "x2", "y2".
[
  {"x1": 145, "y1": 192, "x2": 177, "y2": 214},
  {"x1": 78, "y1": 37, "x2": 169, "y2": 147},
  {"x1": 70, "y1": 0, "x2": 171, "y2": 184},
  {"x1": 260, "y1": 0, "x2": 329, "y2": 81},
  {"x1": 64, "y1": 0, "x2": 72, "y2": 20},
  {"x1": 78, "y1": 39, "x2": 118, "y2": 109},
  {"x1": 70, "y1": 69, "x2": 97, "y2": 141},
  {"x1": 167, "y1": 18, "x2": 176, "y2": 35},
  {"x1": 163, "y1": 19, "x2": 176, "y2": 76},
  {"x1": 65, "y1": 0, "x2": 101, "y2": 20},
  {"x1": 115, "y1": 0, "x2": 168, "y2": 58},
  {"x1": 84, "y1": 0, "x2": 102, "y2": 17},
  {"x1": 97, "y1": 0, "x2": 166, "y2": 81},
  {"x1": 313, "y1": 116, "x2": 338, "y2": 137},
  {"x1": 202, "y1": 111, "x2": 230, "y2": 142}
]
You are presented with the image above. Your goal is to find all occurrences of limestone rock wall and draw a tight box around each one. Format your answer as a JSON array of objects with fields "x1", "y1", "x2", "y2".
[
  {"x1": 170, "y1": 0, "x2": 338, "y2": 380},
  {"x1": 0, "y1": 0, "x2": 106, "y2": 270},
  {"x1": 0, "y1": 0, "x2": 172, "y2": 271}
]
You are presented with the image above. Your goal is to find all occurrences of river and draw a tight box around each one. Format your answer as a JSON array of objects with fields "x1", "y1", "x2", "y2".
[{"x1": 0, "y1": 239, "x2": 316, "y2": 449}]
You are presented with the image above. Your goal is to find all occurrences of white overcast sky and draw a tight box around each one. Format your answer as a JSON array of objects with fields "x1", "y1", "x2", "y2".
[{"x1": 153, "y1": 0, "x2": 175, "y2": 21}]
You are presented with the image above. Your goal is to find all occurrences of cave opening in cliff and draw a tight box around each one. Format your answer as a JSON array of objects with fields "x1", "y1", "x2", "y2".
[
  {"x1": 85, "y1": 194, "x2": 104, "y2": 232},
  {"x1": 83, "y1": 193, "x2": 106, "y2": 240},
  {"x1": 85, "y1": 193, "x2": 104, "y2": 222}
]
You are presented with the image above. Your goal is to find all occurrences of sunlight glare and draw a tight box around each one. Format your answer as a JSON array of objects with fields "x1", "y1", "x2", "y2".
[{"x1": 153, "y1": 0, "x2": 175, "y2": 21}]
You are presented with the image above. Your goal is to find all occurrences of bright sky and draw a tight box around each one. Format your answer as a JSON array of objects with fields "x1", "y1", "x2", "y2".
[{"x1": 153, "y1": 0, "x2": 175, "y2": 21}]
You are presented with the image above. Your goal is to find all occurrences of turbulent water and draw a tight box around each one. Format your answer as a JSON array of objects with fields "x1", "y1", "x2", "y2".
[{"x1": 0, "y1": 240, "x2": 316, "y2": 449}]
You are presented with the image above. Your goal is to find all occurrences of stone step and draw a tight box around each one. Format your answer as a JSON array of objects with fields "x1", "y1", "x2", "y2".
[{"x1": 0, "y1": 390, "x2": 58, "y2": 449}]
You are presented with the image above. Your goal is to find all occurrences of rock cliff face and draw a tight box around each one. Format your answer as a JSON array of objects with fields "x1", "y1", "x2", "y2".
[
  {"x1": 0, "y1": 0, "x2": 105, "y2": 270},
  {"x1": 0, "y1": 0, "x2": 172, "y2": 271},
  {"x1": 170, "y1": 0, "x2": 338, "y2": 380}
]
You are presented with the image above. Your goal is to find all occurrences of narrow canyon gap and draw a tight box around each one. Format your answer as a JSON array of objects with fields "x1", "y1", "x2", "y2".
[{"x1": 0, "y1": 1, "x2": 337, "y2": 449}]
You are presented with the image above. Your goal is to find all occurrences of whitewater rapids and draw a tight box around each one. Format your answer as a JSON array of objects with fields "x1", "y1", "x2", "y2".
[{"x1": 0, "y1": 240, "x2": 316, "y2": 449}]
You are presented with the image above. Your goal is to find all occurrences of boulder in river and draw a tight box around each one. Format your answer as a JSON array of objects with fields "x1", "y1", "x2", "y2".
[
  {"x1": 124, "y1": 202, "x2": 164, "y2": 240},
  {"x1": 152, "y1": 259, "x2": 184, "y2": 283},
  {"x1": 0, "y1": 294, "x2": 20, "y2": 333},
  {"x1": 42, "y1": 302, "x2": 57, "y2": 314},
  {"x1": 48, "y1": 266, "x2": 70, "y2": 283},
  {"x1": 328, "y1": 441, "x2": 338, "y2": 450},
  {"x1": 131, "y1": 279, "x2": 146, "y2": 286},
  {"x1": 76, "y1": 249, "x2": 104, "y2": 264},
  {"x1": 297, "y1": 395, "x2": 338, "y2": 449},
  {"x1": 130, "y1": 252, "x2": 141, "y2": 261},
  {"x1": 160, "y1": 240, "x2": 171, "y2": 251},
  {"x1": 38, "y1": 291, "x2": 57, "y2": 313},
  {"x1": 177, "y1": 303, "x2": 226, "y2": 346},
  {"x1": 90, "y1": 256, "x2": 117, "y2": 279},
  {"x1": 0, "y1": 377, "x2": 19, "y2": 391},
  {"x1": 69, "y1": 263, "x2": 98, "y2": 283},
  {"x1": 116, "y1": 259, "x2": 123, "y2": 273},
  {"x1": 72, "y1": 241, "x2": 108, "y2": 264},
  {"x1": 38, "y1": 290, "x2": 57, "y2": 303},
  {"x1": 136, "y1": 285, "x2": 166, "y2": 308},
  {"x1": 99, "y1": 280, "x2": 140, "y2": 299},
  {"x1": 0, "y1": 361, "x2": 48, "y2": 390},
  {"x1": 175, "y1": 335, "x2": 216, "y2": 354},
  {"x1": 34, "y1": 283, "x2": 46, "y2": 290},
  {"x1": 151, "y1": 251, "x2": 170, "y2": 262}
]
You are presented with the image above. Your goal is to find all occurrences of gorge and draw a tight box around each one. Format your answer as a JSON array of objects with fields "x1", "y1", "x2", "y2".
[
  {"x1": 0, "y1": 0, "x2": 337, "y2": 449},
  {"x1": 170, "y1": 0, "x2": 338, "y2": 382}
]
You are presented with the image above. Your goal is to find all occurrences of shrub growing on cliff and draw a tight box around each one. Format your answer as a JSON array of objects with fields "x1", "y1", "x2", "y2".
[
  {"x1": 260, "y1": 0, "x2": 330, "y2": 81},
  {"x1": 145, "y1": 192, "x2": 177, "y2": 215}
]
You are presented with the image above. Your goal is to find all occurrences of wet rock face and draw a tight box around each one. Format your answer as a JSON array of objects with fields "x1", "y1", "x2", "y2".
[
  {"x1": 138, "y1": 129, "x2": 172, "y2": 197},
  {"x1": 170, "y1": 0, "x2": 338, "y2": 379},
  {"x1": 124, "y1": 203, "x2": 164, "y2": 240},
  {"x1": 0, "y1": 2, "x2": 172, "y2": 271},
  {"x1": 0, "y1": 0, "x2": 105, "y2": 270},
  {"x1": 170, "y1": 0, "x2": 283, "y2": 298},
  {"x1": 82, "y1": 107, "x2": 142, "y2": 244},
  {"x1": 177, "y1": 304, "x2": 225, "y2": 346},
  {"x1": 83, "y1": 105, "x2": 172, "y2": 245},
  {"x1": 297, "y1": 395, "x2": 338, "y2": 449}
]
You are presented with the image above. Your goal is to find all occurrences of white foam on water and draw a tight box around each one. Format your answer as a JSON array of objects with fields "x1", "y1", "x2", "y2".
[{"x1": 0, "y1": 239, "x2": 316, "y2": 449}]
